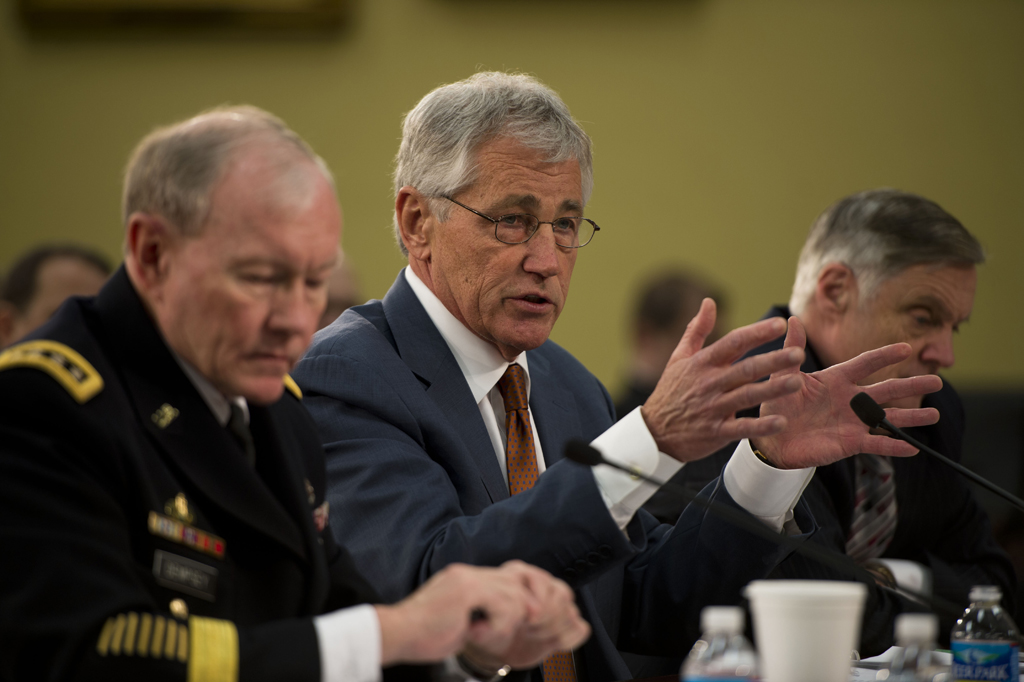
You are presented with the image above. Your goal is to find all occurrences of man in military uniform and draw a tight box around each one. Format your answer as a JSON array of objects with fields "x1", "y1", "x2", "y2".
[{"x1": 0, "y1": 107, "x2": 588, "y2": 682}]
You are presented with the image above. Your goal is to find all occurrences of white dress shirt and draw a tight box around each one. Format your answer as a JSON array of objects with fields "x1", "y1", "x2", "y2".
[
  {"x1": 404, "y1": 267, "x2": 814, "y2": 534},
  {"x1": 173, "y1": 353, "x2": 385, "y2": 682}
]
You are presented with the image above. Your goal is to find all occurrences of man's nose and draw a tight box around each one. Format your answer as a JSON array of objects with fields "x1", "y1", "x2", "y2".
[
  {"x1": 270, "y1": 283, "x2": 319, "y2": 337},
  {"x1": 920, "y1": 330, "x2": 956, "y2": 369},
  {"x1": 522, "y1": 223, "x2": 561, "y2": 277}
]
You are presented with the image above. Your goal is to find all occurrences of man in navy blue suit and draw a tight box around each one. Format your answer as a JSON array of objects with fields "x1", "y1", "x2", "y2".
[
  {"x1": 644, "y1": 189, "x2": 1015, "y2": 653},
  {"x1": 294, "y1": 74, "x2": 943, "y2": 681}
]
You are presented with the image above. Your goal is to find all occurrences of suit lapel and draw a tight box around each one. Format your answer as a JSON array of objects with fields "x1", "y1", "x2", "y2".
[
  {"x1": 380, "y1": 274, "x2": 510, "y2": 503},
  {"x1": 94, "y1": 269, "x2": 307, "y2": 563},
  {"x1": 527, "y1": 349, "x2": 582, "y2": 466}
]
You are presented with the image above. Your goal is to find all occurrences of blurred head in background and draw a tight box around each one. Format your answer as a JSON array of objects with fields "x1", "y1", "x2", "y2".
[
  {"x1": 317, "y1": 246, "x2": 361, "y2": 331},
  {"x1": 0, "y1": 244, "x2": 112, "y2": 348},
  {"x1": 615, "y1": 268, "x2": 729, "y2": 418},
  {"x1": 791, "y1": 188, "x2": 984, "y2": 407}
]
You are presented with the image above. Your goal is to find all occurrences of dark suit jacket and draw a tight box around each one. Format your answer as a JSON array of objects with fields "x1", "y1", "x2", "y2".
[
  {"x1": 0, "y1": 268, "x2": 425, "y2": 682},
  {"x1": 293, "y1": 273, "x2": 815, "y2": 682},
  {"x1": 644, "y1": 305, "x2": 1016, "y2": 652}
]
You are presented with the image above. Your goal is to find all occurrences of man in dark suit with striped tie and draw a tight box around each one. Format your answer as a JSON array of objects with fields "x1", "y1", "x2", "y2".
[{"x1": 644, "y1": 188, "x2": 1015, "y2": 653}]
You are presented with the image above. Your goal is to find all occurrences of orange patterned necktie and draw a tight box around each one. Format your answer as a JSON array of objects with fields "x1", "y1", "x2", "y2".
[{"x1": 497, "y1": 364, "x2": 578, "y2": 682}]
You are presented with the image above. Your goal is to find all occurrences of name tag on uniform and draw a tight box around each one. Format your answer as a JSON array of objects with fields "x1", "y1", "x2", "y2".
[{"x1": 152, "y1": 549, "x2": 218, "y2": 601}]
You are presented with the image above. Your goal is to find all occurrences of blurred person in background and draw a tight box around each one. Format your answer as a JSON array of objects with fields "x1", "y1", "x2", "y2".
[
  {"x1": 0, "y1": 106, "x2": 590, "y2": 682},
  {"x1": 317, "y1": 247, "x2": 362, "y2": 331},
  {"x1": 614, "y1": 269, "x2": 729, "y2": 419},
  {"x1": 0, "y1": 244, "x2": 111, "y2": 348},
  {"x1": 645, "y1": 188, "x2": 1014, "y2": 653}
]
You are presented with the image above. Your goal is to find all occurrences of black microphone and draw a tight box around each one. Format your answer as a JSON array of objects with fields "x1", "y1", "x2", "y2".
[
  {"x1": 849, "y1": 392, "x2": 1024, "y2": 514},
  {"x1": 563, "y1": 439, "x2": 964, "y2": 619}
]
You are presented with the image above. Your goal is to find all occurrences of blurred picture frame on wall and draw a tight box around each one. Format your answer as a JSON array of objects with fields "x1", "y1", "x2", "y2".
[{"x1": 19, "y1": 0, "x2": 347, "y2": 29}]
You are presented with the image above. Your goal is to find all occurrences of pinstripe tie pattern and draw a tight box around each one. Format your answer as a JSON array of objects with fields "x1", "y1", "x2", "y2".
[
  {"x1": 845, "y1": 453, "x2": 898, "y2": 563},
  {"x1": 496, "y1": 364, "x2": 577, "y2": 682}
]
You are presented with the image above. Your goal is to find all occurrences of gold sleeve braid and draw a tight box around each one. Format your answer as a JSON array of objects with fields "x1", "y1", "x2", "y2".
[
  {"x1": 187, "y1": 616, "x2": 239, "y2": 682},
  {"x1": 96, "y1": 612, "x2": 188, "y2": 664}
]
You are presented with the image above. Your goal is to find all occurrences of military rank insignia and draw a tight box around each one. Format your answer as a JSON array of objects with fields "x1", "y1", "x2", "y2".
[
  {"x1": 0, "y1": 340, "x2": 103, "y2": 403},
  {"x1": 151, "y1": 403, "x2": 179, "y2": 429}
]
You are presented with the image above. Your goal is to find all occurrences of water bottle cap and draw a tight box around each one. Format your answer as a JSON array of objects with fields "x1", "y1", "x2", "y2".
[
  {"x1": 701, "y1": 606, "x2": 744, "y2": 633},
  {"x1": 969, "y1": 585, "x2": 1002, "y2": 603},
  {"x1": 895, "y1": 613, "x2": 938, "y2": 644}
]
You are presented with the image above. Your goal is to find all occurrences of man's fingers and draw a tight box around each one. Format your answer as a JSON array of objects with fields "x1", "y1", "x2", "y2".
[
  {"x1": 712, "y1": 347, "x2": 804, "y2": 394},
  {"x1": 702, "y1": 316, "x2": 788, "y2": 366},
  {"x1": 860, "y1": 434, "x2": 921, "y2": 458},
  {"x1": 716, "y1": 373, "x2": 802, "y2": 416},
  {"x1": 836, "y1": 343, "x2": 913, "y2": 383},
  {"x1": 671, "y1": 298, "x2": 718, "y2": 361},
  {"x1": 717, "y1": 414, "x2": 788, "y2": 443},
  {"x1": 773, "y1": 317, "x2": 807, "y2": 377},
  {"x1": 863, "y1": 374, "x2": 943, "y2": 405},
  {"x1": 884, "y1": 406, "x2": 940, "y2": 429},
  {"x1": 554, "y1": 615, "x2": 590, "y2": 651}
]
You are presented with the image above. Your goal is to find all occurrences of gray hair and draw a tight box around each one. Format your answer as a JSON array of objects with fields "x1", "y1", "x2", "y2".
[
  {"x1": 789, "y1": 188, "x2": 985, "y2": 315},
  {"x1": 123, "y1": 105, "x2": 332, "y2": 235},
  {"x1": 392, "y1": 71, "x2": 593, "y2": 255}
]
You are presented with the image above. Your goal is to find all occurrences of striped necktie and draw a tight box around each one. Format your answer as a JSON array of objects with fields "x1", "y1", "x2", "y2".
[
  {"x1": 845, "y1": 453, "x2": 898, "y2": 563},
  {"x1": 497, "y1": 364, "x2": 577, "y2": 682}
]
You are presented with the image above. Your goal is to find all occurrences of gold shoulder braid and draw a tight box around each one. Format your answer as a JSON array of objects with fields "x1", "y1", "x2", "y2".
[
  {"x1": 282, "y1": 374, "x2": 302, "y2": 400},
  {"x1": 0, "y1": 340, "x2": 103, "y2": 403}
]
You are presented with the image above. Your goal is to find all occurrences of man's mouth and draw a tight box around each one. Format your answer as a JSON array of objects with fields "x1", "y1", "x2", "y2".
[{"x1": 511, "y1": 294, "x2": 555, "y2": 313}]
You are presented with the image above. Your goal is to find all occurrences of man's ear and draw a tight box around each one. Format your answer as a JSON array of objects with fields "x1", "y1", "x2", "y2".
[
  {"x1": 124, "y1": 212, "x2": 177, "y2": 300},
  {"x1": 814, "y1": 262, "x2": 858, "y2": 320},
  {"x1": 0, "y1": 301, "x2": 18, "y2": 348},
  {"x1": 395, "y1": 187, "x2": 434, "y2": 262}
]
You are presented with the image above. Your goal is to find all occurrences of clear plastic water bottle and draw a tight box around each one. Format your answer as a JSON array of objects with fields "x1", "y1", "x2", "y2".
[
  {"x1": 681, "y1": 606, "x2": 758, "y2": 682},
  {"x1": 950, "y1": 585, "x2": 1019, "y2": 682},
  {"x1": 889, "y1": 613, "x2": 947, "y2": 682}
]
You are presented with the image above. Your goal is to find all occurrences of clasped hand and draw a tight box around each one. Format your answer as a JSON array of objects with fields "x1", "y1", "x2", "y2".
[
  {"x1": 375, "y1": 560, "x2": 589, "y2": 671},
  {"x1": 641, "y1": 300, "x2": 941, "y2": 468}
]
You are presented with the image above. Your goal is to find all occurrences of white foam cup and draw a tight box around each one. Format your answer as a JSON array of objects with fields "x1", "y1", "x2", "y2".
[{"x1": 744, "y1": 580, "x2": 867, "y2": 682}]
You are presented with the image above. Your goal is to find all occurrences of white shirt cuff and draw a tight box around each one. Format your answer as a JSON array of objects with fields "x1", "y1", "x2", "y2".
[
  {"x1": 877, "y1": 558, "x2": 932, "y2": 596},
  {"x1": 590, "y1": 407, "x2": 683, "y2": 530},
  {"x1": 722, "y1": 439, "x2": 814, "y2": 534},
  {"x1": 314, "y1": 603, "x2": 382, "y2": 682}
]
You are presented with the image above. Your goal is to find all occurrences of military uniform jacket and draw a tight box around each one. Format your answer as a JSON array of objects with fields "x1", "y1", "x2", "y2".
[{"x1": 0, "y1": 268, "x2": 422, "y2": 682}]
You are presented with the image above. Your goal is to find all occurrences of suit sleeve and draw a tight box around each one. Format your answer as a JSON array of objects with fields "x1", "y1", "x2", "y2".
[{"x1": 0, "y1": 376, "x2": 325, "y2": 682}]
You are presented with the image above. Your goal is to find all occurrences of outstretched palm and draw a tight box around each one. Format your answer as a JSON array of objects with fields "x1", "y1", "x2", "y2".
[{"x1": 757, "y1": 317, "x2": 942, "y2": 470}]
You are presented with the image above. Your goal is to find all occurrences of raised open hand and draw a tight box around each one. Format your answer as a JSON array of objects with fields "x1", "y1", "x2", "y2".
[
  {"x1": 755, "y1": 317, "x2": 942, "y2": 469},
  {"x1": 641, "y1": 298, "x2": 805, "y2": 463}
]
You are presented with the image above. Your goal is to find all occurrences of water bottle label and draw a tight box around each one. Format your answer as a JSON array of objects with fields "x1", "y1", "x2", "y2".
[{"x1": 951, "y1": 641, "x2": 1019, "y2": 682}]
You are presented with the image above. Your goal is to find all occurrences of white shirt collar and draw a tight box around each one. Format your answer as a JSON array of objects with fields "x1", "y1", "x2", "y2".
[
  {"x1": 170, "y1": 350, "x2": 249, "y2": 428},
  {"x1": 404, "y1": 267, "x2": 530, "y2": 404}
]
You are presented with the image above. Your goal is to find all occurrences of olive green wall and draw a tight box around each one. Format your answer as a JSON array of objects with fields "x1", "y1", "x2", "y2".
[{"x1": 2, "y1": 0, "x2": 1022, "y2": 393}]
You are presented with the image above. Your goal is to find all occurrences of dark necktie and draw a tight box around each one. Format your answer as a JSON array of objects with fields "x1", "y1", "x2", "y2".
[
  {"x1": 496, "y1": 364, "x2": 577, "y2": 682},
  {"x1": 846, "y1": 453, "x2": 898, "y2": 563},
  {"x1": 227, "y1": 402, "x2": 256, "y2": 468}
]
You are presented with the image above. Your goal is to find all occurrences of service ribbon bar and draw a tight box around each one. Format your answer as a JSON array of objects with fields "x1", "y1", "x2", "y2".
[{"x1": 148, "y1": 512, "x2": 226, "y2": 559}]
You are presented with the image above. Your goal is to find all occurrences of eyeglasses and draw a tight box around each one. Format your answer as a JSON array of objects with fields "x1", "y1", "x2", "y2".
[{"x1": 442, "y1": 196, "x2": 600, "y2": 248}]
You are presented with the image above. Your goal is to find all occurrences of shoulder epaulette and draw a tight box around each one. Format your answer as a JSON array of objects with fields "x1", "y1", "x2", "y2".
[
  {"x1": 283, "y1": 374, "x2": 302, "y2": 400},
  {"x1": 0, "y1": 340, "x2": 104, "y2": 403}
]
